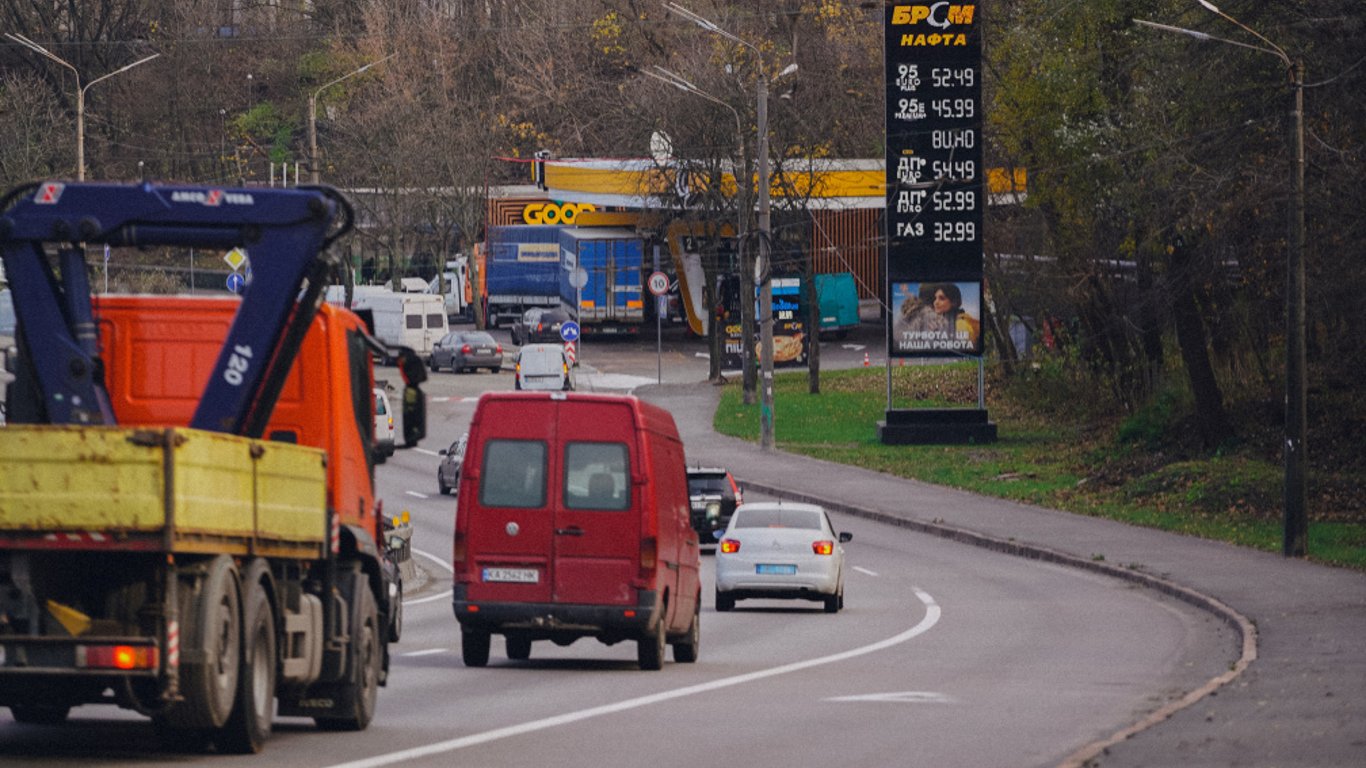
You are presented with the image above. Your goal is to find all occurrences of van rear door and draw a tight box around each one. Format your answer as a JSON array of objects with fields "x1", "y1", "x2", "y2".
[
  {"x1": 465, "y1": 399, "x2": 556, "y2": 604},
  {"x1": 552, "y1": 399, "x2": 639, "y2": 606}
]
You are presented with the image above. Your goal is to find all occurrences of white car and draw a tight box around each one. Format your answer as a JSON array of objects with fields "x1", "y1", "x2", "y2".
[
  {"x1": 373, "y1": 386, "x2": 396, "y2": 461},
  {"x1": 514, "y1": 343, "x2": 574, "y2": 391},
  {"x1": 714, "y1": 502, "x2": 851, "y2": 613}
]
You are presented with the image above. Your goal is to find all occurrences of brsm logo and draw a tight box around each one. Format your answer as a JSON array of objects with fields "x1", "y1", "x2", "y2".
[
  {"x1": 890, "y1": 3, "x2": 976, "y2": 28},
  {"x1": 523, "y1": 201, "x2": 596, "y2": 225}
]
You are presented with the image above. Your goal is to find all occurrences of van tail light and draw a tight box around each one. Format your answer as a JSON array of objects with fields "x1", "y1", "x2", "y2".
[
  {"x1": 452, "y1": 530, "x2": 467, "y2": 565},
  {"x1": 461, "y1": 344, "x2": 472, "y2": 354},
  {"x1": 812, "y1": 540, "x2": 835, "y2": 556},
  {"x1": 639, "y1": 536, "x2": 657, "y2": 571},
  {"x1": 719, "y1": 538, "x2": 740, "y2": 554},
  {"x1": 496, "y1": 344, "x2": 503, "y2": 354}
]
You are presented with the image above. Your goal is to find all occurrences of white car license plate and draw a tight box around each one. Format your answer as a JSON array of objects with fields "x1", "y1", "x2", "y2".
[
  {"x1": 483, "y1": 567, "x2": 539, "y2": 583},
  {"x1": 756, "y1": 564, "x2": 797, "y2": 575}
]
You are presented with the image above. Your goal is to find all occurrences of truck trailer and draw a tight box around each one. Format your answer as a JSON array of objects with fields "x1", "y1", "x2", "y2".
[
  {"x1": 558, "y1": 228, "x2": 644, "y2": 336},
  {"x1": 0, "y1": 181, "x2": 426, "y2": 753},
  {"x1": 482, "y1": 225, "x2": 562, "y2": 328}
]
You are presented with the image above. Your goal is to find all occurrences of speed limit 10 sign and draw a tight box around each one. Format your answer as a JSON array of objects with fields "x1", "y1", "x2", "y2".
[{"x1": 647, "y1": 271, "x2": 669, "y2": 297}]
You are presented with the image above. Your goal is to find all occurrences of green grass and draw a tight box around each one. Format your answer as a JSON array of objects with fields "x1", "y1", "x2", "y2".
[{"x1": 714, "y1": 365, "x2": 1366, "y2": 570}]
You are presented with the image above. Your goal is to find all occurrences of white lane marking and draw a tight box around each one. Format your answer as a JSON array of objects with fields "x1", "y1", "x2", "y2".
[
  {"x1": 853, "y1": 566, "x2": 879, "y2": 577},
  {"x1": 406, "y1": 491, "x2": 429, "y2": 499},
  {"x1": 841, "y1": 344, "x2": 867, "y2": 351},
  {"x1": 326, "y1": 588, "x2": 941, "y2": 768},
  {"x1": 412, "y1": 447, "x2": 442, "y2": 457},
  {"x1": 826, "y1": 691, "x2": 953, "y2": 704},
  {"x1": 401, "y1": 648, "x2": 448, "y2": 658},
  {"x1": 405, "y1": 547, "x2": 454, "y2": 606}
]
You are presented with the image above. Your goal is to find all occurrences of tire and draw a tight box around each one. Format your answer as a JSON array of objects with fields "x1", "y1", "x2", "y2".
[
  {"x1": 715, "y1": 588, "x2": 735, "y2": 613},
  {"x1": 462, "y1": 629, "x2": 490, "y2": 667},
  {"x1": 315, "y1": 574, "x2": 380, "y2": 732},
  {"x1": 219, "y1": 577, "x2": 277, "y2": 754},
  {"x1": 438, "y1": 475, "x2": 450, "y2": 495},
  {"x1": 824, "y1": 584, "x2": 843, "y2": 614},
  {"x1": 505, "y1": 635, "x2": 531, "y2": 661},
  {"x1": 637, "y1": 621, "x2": 666, "y2": 671},
  {"x1": 671, "y1": 600, "x2": 700, "y2": 663},
  {"x1": 9, "y1": 705, "x2": 70, "y2": 725},
  {"x1": 163, "y1": 556, "x2": 240, "y2": 731}
]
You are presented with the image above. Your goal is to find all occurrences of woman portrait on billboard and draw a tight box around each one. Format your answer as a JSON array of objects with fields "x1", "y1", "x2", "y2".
[{"x1": 895, "y1": 281, "x2": 981, "y2": 353}]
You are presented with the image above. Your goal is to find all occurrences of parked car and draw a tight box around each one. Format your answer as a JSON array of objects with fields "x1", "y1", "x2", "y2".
[
  {"x1": 373, "y1": 386, "x2": 396, "y2": 461},
  {"x1": 686, "y1": 466, "x2": 743, "y2": 544},
  {"x1": 452, "y1": 392, "x2": 701, "y2": 670},
  {"x1": 437, "y1": 433, "x2": 468, "y2": 496},
  {"x1": 514, "y1": 343, "x2": 574, "y2": 391},
  {"x1": 430, "y1": 330, "x2": 503, "y2": 374},
  {"x1": 510, "y1": 306, "x2": 572, "y2": 346},
  {"x1": 714, "y1": 502, "x2": 851, "y2": 613}
]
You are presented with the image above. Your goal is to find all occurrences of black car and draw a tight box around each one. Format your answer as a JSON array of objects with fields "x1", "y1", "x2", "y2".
[
  {"x1": 510, "y1": 307, "x2": 572, "y2": 346},
  {"x1": 437, "y1": 433, "x2": 468, "y2": 495},
  {"x1": 686, "y1": 466, "x2": 743, "y2": 543}
]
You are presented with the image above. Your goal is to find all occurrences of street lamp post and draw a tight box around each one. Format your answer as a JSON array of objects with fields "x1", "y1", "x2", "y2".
[
  {"x1": 666, "y1": 2, "x2": 796, "y2": 451},
  {"x1": 308, "y1": 54, "x2": 396, "y2": 184},
  {"x1": 1136, "y1": 2, "x2": 1307, "y2": 556},
  {"x1": 5, "y1": 33, "x2": 159, "y2": 181},
  {"x1": 643, "y1": 66, "x2": 749, "y2": 382}
]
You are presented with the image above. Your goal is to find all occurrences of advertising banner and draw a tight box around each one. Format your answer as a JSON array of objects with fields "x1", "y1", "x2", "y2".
[
  {"x1": 885, "y1": 3, "x2": 984, "y2": 357},
  {"x1": 891, "y1": 280, "x2": 982, "y2": 354}
]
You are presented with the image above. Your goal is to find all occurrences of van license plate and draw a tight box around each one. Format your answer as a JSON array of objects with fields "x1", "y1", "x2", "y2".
[
  {"x1": 483, "y1": 568, "x2": 539, "y2": 583},
  {"x1": 756, "y1": 564, "x2": 797, "y2": 575}
]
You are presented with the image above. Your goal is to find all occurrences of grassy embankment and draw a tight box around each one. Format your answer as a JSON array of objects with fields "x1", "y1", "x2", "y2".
[{"x1": 714, "y1": 361, "x2": 1366, "y2": 570}]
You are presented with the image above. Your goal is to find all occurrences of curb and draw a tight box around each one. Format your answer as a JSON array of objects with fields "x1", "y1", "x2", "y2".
[{"x1": 738, "y1": 478, "x2": 1259, "y2": 768}]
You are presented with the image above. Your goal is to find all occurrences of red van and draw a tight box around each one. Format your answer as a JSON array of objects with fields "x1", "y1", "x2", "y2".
[{"x1": 452, "y1": 392, "x2": 701, "y2": 670}]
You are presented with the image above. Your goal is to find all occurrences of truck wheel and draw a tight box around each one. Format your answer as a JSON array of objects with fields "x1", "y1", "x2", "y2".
[
  {"x1": 164, "y1": 556, "x2": 241, "y2": 730},
  {"x1": 316, "y1": 574, "x2": 380, "y2": 731},
  {"x1": 505, "y1": 635, "x2": 532, "y2": 661},
  {"x1": 637, "y1": 621, "x2": 666, "y2": 671},
  {"x1": 153, "y1": 721, "x2": 214, "y2": 753},
  {"x1": 672, "y1": 600, "x2": 700, "y2": 663},
  {"x1": 461, "y1": 629, "x2": 490, "y2": 667},
  {"x1": 9, "y1": 705, "x2": 70, "y2": 725},
  {"x1": 219, "y1": 578, "x2": 276, "y2": 754}
]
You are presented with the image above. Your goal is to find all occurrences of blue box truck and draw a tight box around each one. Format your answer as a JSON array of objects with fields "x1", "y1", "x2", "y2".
[
  {"x1": 558, "y1": 228, "x2": 645, "y2": 335},
  {"x1": 483, "y1": 225, "x2": 563, "y2": 327}
]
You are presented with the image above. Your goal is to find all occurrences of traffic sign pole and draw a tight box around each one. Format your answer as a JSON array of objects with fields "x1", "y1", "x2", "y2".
[{"x1": 648, "y1": 271, "x2": 669, "y2": 384}]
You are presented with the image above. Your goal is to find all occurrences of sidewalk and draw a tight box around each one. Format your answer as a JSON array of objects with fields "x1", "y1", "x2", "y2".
[{"x1": 639, "y1": 382, "x2": 1366, "y2": 768}]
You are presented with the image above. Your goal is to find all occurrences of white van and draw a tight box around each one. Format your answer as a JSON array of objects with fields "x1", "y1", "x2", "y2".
[
  {"x1": 514, "y1": 343, "x2": 574, "y2": 391},
  {"x1": 346, "y1": 290, "x2": 449, "y2": 358}
]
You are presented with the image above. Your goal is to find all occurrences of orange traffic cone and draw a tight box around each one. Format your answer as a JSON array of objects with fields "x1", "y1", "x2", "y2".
[{"x1": 863, "y1": 351, "x2": 870, "y2": 367}]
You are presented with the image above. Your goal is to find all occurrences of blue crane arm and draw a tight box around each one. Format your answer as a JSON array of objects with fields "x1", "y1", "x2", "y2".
[{"x1": 0, "y1": 180, "x2": 353, "y2": 434}]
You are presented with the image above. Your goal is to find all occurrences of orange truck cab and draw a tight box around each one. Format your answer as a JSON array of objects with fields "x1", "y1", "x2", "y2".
[{"x1": 452, "y1": 392, "x2": 701, "y2": 670}]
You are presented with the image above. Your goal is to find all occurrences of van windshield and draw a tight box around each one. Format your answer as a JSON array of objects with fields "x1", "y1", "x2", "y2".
[
  {"x1": 480, "y1": 440, "x2": 547, "y2": 508},
  {"x1": 563, "y1": 442, "x2": 629, "y2": 510}
]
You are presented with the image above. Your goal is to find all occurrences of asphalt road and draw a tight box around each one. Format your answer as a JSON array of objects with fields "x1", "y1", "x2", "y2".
[{"x1": 0, "y1": 322, "x2": 1240, "y2": 766}]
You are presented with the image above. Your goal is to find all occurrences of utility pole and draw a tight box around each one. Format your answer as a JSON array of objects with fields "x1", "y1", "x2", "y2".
[
  {"x1": 309, "y1": 54, "x2": 395, "y2": 184},
  {"x1": 757, "y1": 74, "x2": 775, "y2": 450}
]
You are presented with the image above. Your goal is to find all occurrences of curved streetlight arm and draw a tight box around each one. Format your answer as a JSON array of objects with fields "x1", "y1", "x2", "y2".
[
  {"x1": 308, "y1": 53, "x2": 396, "y2": 184},
  {"x1": 1133, "y1": 19, "x2": 1284, "y2": 64},
  {"x1": 82, "y1": 53, "x2": 161, "y2": 97},
  {"x1": 1197, "y1": 0, "x2": 1291, "y2": 66}
]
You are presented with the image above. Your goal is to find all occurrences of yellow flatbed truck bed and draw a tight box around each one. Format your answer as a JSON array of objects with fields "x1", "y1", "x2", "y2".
[{"x1": 0, "y1": 426, "x2": 327, "y2": 558}]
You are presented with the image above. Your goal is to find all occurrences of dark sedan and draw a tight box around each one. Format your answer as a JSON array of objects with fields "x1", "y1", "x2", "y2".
[
  {"x1": 510, "y1": 307, "x2": 572, "y2": 346},
  {"x1": 430, "y1": 331, "x2": 503, "y2": 373},
  {"x1": 437, "y1": 433, "x2": 468, "y2": 495},
  {"x1": 686, "y1": 466, "x2": 743, "y2": 544}
]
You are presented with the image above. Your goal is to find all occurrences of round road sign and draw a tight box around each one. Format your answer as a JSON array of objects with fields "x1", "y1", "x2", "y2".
[
  {"x1": 647, "y1": 271, "x2": 670, "y2": 297},
  {"x1": 560, "y1": 321, "x2": 580, "y2": 343}
]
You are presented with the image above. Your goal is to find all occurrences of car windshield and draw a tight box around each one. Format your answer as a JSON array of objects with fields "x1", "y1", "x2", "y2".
[{"x1": 734, "y1": 508, "x2": 822, "y2": 530}]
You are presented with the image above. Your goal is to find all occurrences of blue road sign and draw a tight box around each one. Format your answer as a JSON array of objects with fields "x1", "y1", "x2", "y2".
[
  {"x1": 226, "y1": 272, "x2": 246, "y2": 294},
  {"x1": 560, "y1": 321, "x2": 580, "y2": 343}
]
